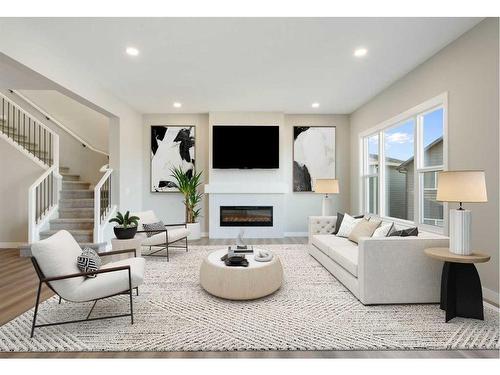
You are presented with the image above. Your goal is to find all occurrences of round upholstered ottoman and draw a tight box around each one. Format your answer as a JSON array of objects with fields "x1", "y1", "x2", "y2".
[{"x1": 199, "y1": 249, "x2": 283, "y2": 300}]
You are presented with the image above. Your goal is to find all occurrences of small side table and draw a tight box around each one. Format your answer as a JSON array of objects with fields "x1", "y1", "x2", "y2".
[
  {"x1": 110, "y1": 237, "x2": 142, "y2": 262},
  {"x1": 424, "y1": 247, "x2": 490, "y2": 322}
]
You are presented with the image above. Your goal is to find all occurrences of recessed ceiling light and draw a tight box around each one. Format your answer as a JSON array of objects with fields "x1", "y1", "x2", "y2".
[
  {"x1": 173, "y1": 102, "x2": 182, "y2": 108},
  {"x1": 312, "y1": 102, "x2": 320, "y2": 108},
  {"x1": 354, "y1": 48, "x2": 368, "y2": 57},
  {"x1": 126, "y1": 47, "x2": 139, "y2": 56}
]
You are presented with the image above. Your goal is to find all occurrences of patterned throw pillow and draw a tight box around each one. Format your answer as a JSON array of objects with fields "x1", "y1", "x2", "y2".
[
  {"x1": 389, "y1": 227, "x2": 419, "y2": 237},
  {"x1": 336, "y1": 214, "x2": 364, "y2": 238},
  {"x1": 143, "y1": 221, "x2": 165, "y2": 238},
  {"x1": 77, "y1": 248, "x2": 102, "y2": 278}
]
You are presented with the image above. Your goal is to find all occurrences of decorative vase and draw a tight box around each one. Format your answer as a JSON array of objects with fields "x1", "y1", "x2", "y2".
[
  {"x1": 187, "y1": 222, "x2": 201, "y2": 240},
  {"x1": 113, "y1": 226, "x2": 138, "y2": 240}
]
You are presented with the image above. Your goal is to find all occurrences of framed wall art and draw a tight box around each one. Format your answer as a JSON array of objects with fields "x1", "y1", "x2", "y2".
[
  {"x1": 151, "y1": 125, "x2": 195, "y2": 193},
  {"x1": 293, "y1": 126, "x2": 336, "y2": 192}
]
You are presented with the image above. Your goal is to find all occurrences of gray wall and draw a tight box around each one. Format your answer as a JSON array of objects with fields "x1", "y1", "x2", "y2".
[{"x1": 350, "y1": 18, "x2": 499, "y2": 297}]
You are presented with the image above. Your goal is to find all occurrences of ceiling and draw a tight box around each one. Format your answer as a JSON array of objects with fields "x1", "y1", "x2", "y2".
[{"x1": 0, "y1": 18, "x2": 482, "y2": 114}]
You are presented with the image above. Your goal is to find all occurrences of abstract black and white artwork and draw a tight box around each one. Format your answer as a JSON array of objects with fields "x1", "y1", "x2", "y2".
[
  {"x1": 293, "y1": 126, "x2": 335, "y2": 192},
  {"x1": 151, "y1": 125, "x2": 195, "y2": 193}
]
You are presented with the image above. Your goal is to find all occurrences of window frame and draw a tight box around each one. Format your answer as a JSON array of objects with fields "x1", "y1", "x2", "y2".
[{"x1": 359, "y1": 93, "x2": 448, "y2": 234}]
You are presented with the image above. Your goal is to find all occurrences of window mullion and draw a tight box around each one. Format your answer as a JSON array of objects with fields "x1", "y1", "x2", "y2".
[{"x1": 379, "y1": 130, "x2": 385, "y2": 217}]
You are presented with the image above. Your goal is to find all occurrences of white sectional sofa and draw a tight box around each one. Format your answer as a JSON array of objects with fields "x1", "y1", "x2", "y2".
[{"x1": 308, "y1": 215, "x2": 449, "y2": 305}]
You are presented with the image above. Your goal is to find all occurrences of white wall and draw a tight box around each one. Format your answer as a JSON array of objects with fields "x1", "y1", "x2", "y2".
[
  {"x1": 0, "y1": 23, "x2": 143, "y2": 212},
  {"x1": 19, "y1": 90, "x2": 109, "y2": 153},
  {"x1": 349, "y1": 18, "x2": 499, "y2": 298},
  {"x1": 142, "y1": 114, "x2": 209, "y2": 233},
  {"x1": 0, "y1": 138, "x2": 42, "y2": 244}
]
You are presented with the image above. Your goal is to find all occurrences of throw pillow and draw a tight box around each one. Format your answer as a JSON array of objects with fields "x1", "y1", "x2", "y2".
[
  {"x1": 336, "y1": 214, "x2": 364, "y2": 238},
  {"x1": 332, "y1": 212, "x2": 364, "y2": 234},
  {"x1": 142, "y1": 221, "x2": 165, "y2": 237},
  {"x1": 372, "y1": 222, "x2": 394, "y2": 237},
  {"x1": 77, "y1": 248, "x2": 102, "y2": 278},
  {"x1": 348, "y1": 219, "x2": 381, "y2": 244},
  {"x1": 388, "y1": 227, "x2": 419, "y2": 237}
]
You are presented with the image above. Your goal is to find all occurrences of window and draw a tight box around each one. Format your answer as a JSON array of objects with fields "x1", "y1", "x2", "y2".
[
  {"x1": 362, "y1": 134, "x2": 379, "y2": 214},
  {"x1": 418, "y1": 107, "x2": 445, "y2": 227},
  {"x1": 360, "y1": 95, "x2": 447, "y2": 231},
  {"x1": 384, "y1": 119, "x2": 415, "y2": 221}
]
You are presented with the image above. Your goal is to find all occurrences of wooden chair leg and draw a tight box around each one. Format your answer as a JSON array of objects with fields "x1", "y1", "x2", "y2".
[{"x1": 30, "y1": 281, "x2": 42, "y2": 338}]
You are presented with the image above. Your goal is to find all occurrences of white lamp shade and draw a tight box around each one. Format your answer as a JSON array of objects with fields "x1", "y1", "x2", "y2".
[
  {"x1": 314, "y1": 179, "x2": 339, "y2": 194},
  {"x1": 436, "y1": 170, "x2": 487, "y2": 203}
]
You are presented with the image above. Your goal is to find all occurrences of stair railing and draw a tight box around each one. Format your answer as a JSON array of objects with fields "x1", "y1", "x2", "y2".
[
  {"x1": 94, "y1": 164, "x2": 115, "y2": 243},
  {"x1": 0, "y1": 92, "x2": 62, "y2": 242},
  {"x1": 0, "y1": 92, "x2": 56, "y2": 168}
]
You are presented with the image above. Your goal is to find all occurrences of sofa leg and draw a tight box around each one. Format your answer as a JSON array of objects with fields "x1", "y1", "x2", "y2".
[
  {"x1": 58, "y1": 296, "x2": 62, "y2": 304},
  {"x1": 136, "y1": 287, "x2": 139, "y2": 296},
  {"x1": 30, "y1": 282, "x2": 42, "y2": 338},
  {"x1": 185, "y1": 237, "x2": 188, "y2": 252}
]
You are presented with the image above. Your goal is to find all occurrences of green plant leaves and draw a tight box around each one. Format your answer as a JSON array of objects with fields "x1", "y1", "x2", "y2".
[{"x1": 170, "y1": 167, "x2": 204, "y2": 223}]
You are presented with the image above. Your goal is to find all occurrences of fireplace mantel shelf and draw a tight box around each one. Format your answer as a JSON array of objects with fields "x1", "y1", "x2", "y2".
[{"x1": 204, "y1": 183, "x2": 288, "y2": 194}]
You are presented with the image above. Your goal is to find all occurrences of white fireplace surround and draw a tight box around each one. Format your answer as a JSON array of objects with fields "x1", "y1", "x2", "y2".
[{"x1": 205, "y1": 183, "x2": 287, "y2": 238}]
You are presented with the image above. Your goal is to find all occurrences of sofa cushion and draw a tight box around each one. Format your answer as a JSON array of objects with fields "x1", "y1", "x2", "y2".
[{"x1": 311, "y1": 235, "x2": 358, "y2": 276}]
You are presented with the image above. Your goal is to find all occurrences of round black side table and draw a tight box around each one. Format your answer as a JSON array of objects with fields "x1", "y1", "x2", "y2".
[{"x1": 425, "y1": 247, "x2": 490, "y2": 323}]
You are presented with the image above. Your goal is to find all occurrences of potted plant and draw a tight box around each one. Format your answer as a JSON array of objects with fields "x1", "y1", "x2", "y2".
[
  {"x1": 109, "y1": 211, "x2": 140, "y2": 239},
  {"x1": 170, "y1": 167, "x2": 203, "y2": 240}
]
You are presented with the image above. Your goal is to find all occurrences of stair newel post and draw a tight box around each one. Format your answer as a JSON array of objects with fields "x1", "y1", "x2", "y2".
[{"x1": 28, "y1": 185, "x2": 37, "y2": 243}]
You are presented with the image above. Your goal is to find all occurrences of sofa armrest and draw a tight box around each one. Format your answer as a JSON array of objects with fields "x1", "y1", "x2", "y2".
[
  {"x1": 308, "y1": 216, "x2": 337, "y2": 243},
  {"x1": 357, "y1": 236, "x2": 449, "y2": 304}
]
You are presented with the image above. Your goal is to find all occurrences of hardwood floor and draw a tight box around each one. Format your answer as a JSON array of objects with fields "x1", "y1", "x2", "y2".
[{"x1": 0, "y1": 241, "x2": 498, "y2": 359}]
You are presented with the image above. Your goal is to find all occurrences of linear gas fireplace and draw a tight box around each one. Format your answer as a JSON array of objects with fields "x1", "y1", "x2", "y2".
[{"x1": 220, "y1": 206, "x2": 273, "y2": 227}]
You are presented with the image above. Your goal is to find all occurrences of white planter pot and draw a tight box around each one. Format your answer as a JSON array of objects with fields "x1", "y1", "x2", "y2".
[{"x1": 187, "y1": 222, "x2": 201, "y2": 240}]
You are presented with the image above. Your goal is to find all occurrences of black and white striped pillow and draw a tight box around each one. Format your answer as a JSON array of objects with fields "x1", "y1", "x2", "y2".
[
  {"x1": 77, "y1": 248, "x2": 102, "y2": 278},
  {"x1": 143, "y1": 221, "x2": 165, "y2": 237}
]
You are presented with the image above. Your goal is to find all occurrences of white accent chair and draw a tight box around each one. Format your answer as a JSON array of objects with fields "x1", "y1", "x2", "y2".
[
  {"x1": 133, "y1": 210, "x2": 190, "y2": 261},
  {"x1": 30, "y1": 230, "x2": 145, "y2": 337}
]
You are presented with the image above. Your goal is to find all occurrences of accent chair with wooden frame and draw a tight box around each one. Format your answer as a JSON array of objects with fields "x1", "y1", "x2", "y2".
[
  {"x1": 133, "y1": 210, "x2": 190, "y2": 261},
  {"x1": 30, "y1": 230, "x2": 145, "y2": 338}
]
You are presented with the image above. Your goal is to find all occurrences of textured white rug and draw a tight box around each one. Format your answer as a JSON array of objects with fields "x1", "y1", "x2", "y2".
[{"x1": 0, "y1": 245, "x2": 498, "y2": 352}]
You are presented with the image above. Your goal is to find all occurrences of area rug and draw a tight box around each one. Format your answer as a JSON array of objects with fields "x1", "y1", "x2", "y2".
[{"x1": 0, "y1": 245, "x2": 498, "y2": 352}]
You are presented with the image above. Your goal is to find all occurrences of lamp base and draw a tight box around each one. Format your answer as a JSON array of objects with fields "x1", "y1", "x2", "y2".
[
  {"x1": 449, "y1": 209, "x2": 471, "y2": 255},
  {"x1": 321, "y1": 195, "x2": 332, "y2": 216}
]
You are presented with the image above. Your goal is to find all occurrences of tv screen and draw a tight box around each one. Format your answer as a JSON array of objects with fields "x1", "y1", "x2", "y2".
[{"x1": 212, "y1": 125, "x2": 279, "y2": 169}]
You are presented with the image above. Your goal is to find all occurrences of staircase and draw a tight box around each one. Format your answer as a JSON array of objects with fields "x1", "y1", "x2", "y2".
[
  {"x1": 38, "y1": 166, "x2": 105, "y2": 249},
  {"x1": 1, "y1": 92, "x2": 111, "y2": 256}
]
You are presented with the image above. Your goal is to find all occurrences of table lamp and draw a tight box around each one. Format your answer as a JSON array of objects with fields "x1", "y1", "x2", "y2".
[
  {"x1": 315, "y1": 179, "x2": 339, "y2": 216},
  {"x1": 436, "y1": 170, "x2": 487, "y2": 255}
]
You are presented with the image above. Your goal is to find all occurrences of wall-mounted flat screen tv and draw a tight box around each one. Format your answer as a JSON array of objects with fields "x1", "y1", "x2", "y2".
[{"x1": 212, "y1": 125, "x2": 279, "y2": 169}]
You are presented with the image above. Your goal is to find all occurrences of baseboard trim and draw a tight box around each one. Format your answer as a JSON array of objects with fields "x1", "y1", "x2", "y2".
[
  {"x1": 483, "y1": 287, "x2": 499, "y2": 306},
  {"x1": 284, "y1": 232, "x2": 308, "y2": 237},
  {"x1": 0, "y1": 242, "x2": 26, "y2": 249}
]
